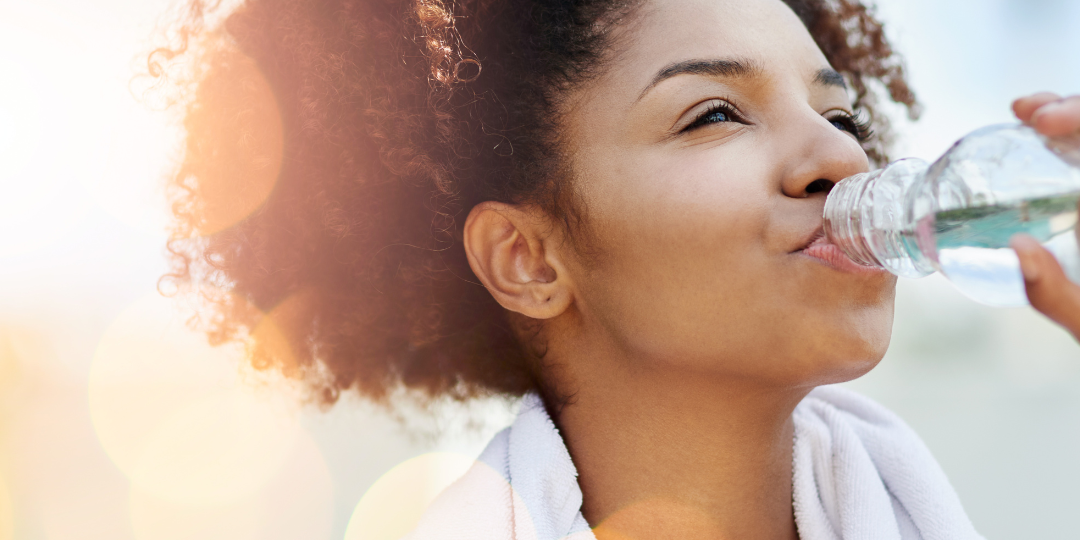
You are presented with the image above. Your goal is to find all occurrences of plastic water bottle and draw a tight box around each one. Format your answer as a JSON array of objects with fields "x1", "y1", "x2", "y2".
[{"x1": 824, "y1": 124, "x2": 1080, "y2": 307}]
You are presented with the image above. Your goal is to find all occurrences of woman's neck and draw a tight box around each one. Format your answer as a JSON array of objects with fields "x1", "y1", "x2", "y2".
[{"x1": 551, "y1": 338, "x2": 808, "y2": 540}]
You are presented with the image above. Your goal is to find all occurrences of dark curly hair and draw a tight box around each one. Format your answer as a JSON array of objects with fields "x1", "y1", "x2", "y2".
[{"x1": 153, "y1": 0, "x2": 918, "y2": 406}]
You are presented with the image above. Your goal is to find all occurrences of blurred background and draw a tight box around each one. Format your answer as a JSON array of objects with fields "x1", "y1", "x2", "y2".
[{"x1": 0, "y1": 0, "x2": 1077, "y2": 539}]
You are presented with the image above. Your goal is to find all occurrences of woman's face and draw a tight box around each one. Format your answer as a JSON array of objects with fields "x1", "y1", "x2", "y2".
[{"x1": 559, "y1": 0, "x2": 895, "y2": 386}]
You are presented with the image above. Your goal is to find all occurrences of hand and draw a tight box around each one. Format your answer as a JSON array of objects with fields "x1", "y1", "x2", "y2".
[
  {"x1": 1010, "y1": 92, "x2": 1080, "y2": 341},
  {"x1": 1011, "y1": 235, "x2": 1080, "y2": 341},
  {"x1": 1012, "y1": 92, "x2": 1080, "y2": 137}
]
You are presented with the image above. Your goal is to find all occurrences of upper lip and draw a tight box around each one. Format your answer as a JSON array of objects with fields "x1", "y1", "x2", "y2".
[{"x1": 793, "y1": 226, "x2": 828, "y2": 253}]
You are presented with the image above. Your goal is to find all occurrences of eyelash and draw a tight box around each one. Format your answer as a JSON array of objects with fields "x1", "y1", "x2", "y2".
[
  {"x1": 682, "y1": 102, "x2": 874, "y2": 144},
  {"x1": 826, "y1": 110, "x2": 874, "y2": 143},
  {"x1": 683, "y1": 101, "x2": 742, "y2": 132}
]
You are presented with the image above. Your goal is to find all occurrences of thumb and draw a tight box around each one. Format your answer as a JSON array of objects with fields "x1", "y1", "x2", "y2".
[{"x1": 1012, "y1": 234, "x2": 1080, "y2": 341}]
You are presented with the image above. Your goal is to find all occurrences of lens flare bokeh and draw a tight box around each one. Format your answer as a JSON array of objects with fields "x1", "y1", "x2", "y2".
[
  {"x1": 89, "y1": 290, "x2": 324, "y2": 505},
  {"x1": 343, "y1": 452, "x2": 476, "y2": 540},
  {"x1": 172, "y1": 51, "x2": 285, "y2": 238},
  {"x1": 128, "y1": 430, "x2": 334, "y2": 540}
]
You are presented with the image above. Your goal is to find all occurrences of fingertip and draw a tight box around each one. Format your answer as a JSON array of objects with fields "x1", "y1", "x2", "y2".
[
  {"x1": 1012, "y1": 97, "x2": 1029, "y2": 120},
  {"x1": 1013, "y1": 92, "x2": 1062, "y2": 123},
  {"x1": 1030, "y1": 97, "x2": 1080, "y2": 137},
  {"x1": 1011, "y1": 234, "x2": 1042, "y2": 282},
  {"x1": 1010, "y1": 233, "x2": 1040, "y2": 252}
]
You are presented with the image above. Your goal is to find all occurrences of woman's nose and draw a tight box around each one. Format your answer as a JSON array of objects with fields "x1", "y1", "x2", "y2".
[{"x1": 779, "y1": 114, "x2": 871, "y2": 199}]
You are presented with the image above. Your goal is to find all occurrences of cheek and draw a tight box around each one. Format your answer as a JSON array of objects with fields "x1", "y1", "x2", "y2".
[
  {"x1": 575, "y1": 156, "x2": 776, "y2": 351},
  {"x1": 585, "y1": 145, "x2": 771, "y2": 262},
  {"x1": 573, "y1": 151, "x2": 895, "y2": 381}
]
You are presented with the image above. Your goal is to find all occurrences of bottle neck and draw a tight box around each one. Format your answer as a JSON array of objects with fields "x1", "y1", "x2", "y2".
[
  {"x1": 823, "y1": 158, "x2": 935, "y2": 279},
  {"x1": 823, "y1": 171, "x2": 883, "y2": 268}
]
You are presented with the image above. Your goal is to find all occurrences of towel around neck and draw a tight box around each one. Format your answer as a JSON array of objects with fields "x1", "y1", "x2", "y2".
[{"x1": 404, "y1": 386, "x2": 983, "y2": 540}]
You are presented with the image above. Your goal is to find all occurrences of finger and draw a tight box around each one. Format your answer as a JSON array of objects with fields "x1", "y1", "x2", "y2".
[
  {"x1": 1013, "y1": 92, "x2": 1061, "y2": 124},
  {"x1": 1012, "y1": 234, "x2": 1080, "y2": 340},
  {"x1": 1030, "y1": 95, "x2": 1080, "y2": 137}
]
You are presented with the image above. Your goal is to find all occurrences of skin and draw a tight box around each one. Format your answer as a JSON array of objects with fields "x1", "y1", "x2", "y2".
[
  {"x1": 1012, "y1": 93, "x2": 1080, "y2": 341},
  {"x1": 464, "y1": 0, "x2": 1080, "y2": 538}
]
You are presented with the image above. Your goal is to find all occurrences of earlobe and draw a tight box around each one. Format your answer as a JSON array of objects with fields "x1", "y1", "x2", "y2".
[{"x1": 463, "y1": 202, "x2": 573, "y2": 320}]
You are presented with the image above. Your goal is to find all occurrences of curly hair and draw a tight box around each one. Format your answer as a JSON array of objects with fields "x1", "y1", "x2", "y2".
[{"x1": 153, "y1": 0, "x2": 918, "y2": 406}]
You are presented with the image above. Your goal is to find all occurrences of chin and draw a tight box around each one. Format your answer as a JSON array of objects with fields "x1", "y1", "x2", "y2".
[
  {"x1": 772, "y1": 341, "x2": 886, "y2": 391},
  {"x1": 766, "y1": 296, "x2": 895, "y2": 388},
  {"x1": 819, "y1": 342, "x2": 887, "y2": 385},
  {"x1": 812, "y1": 310, "x2": 893, "y2": 386}
]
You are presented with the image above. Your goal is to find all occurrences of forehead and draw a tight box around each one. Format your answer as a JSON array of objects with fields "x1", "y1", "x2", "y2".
[{"x1": 607, "y1": 0, "x2": 830, "y2": 91}]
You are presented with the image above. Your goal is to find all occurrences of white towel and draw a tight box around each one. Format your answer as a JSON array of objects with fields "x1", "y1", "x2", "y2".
[
  {"x1": 406, "y1": 387, "x2": 982, "y2": 540},
  {"x1": 404, "y1": 395, "x2": 591, "y2": 540},
  {"x1": 792, "y1": 386, "x2": 983, "y2": 540}
]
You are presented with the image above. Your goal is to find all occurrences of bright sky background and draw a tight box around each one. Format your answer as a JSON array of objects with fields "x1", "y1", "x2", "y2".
[{"x1": 0, "y1": 0, "x2": 1078, "y2": 539}]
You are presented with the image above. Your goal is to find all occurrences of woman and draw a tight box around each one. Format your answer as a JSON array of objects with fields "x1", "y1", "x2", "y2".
[{"x1": 157, "y1": 0, "x2": 1080, "y2": 537}]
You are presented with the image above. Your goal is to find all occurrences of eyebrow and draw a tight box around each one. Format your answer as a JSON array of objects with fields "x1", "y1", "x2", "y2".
[
  {"x1": 637, "y1": 58, "x2": 762, "y2": 102},
  {"x1": 814, "y1": 68, "x2": 847, "y2": 89},
  {"x1": 637, "y1": 59, "x2": 848, "y2": 102}
]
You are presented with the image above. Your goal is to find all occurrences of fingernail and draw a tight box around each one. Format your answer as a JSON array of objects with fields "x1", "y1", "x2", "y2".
[
  {"x1": 1011, "y1": 233, "x2": 1038, "y2": 250},
  {"x1": 1032, "y1": 101, "x2": 1064, "y2": 122}
]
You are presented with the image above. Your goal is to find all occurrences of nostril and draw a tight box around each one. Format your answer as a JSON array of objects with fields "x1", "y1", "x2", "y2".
[{"x1": 805, "y1": 179, "x2": 835, "y2": 195}]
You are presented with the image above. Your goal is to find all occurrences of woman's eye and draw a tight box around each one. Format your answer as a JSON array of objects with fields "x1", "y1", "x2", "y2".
[
  {"x1": 683, "y1": 102, "x2": 740, "y2": 132},
  {"x1": 830, "y1": 118, "x2": 858, "y2": 135},
  {"x1": 827, "y1": 112, "x2": 872, "y2": 142},
  {"x1": 700, "y1": 109, "x2": 730, "y2": 124}
]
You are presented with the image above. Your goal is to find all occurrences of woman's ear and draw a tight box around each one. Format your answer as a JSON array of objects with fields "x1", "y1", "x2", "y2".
[{"x1": 463, "y1": 201, "x2": 573, "y2": 320}]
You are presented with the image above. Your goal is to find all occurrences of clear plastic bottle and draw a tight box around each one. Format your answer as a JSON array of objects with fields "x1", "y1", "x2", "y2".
[{"x1": 824, "y1": 124, "x2": 1080, "y2": 307}]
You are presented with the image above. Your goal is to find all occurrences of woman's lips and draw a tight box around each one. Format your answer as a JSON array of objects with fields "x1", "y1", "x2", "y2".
[{"x1": 797, "y1": 231, "x2": 886, "y2": 276}]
